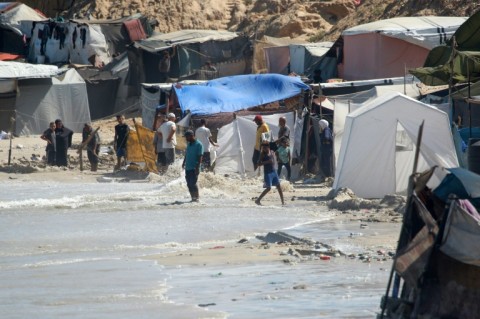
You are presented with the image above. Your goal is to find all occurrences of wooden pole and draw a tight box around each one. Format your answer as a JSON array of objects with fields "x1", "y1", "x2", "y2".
[
  {"x1": 7, "y1": 117, "x2": 15, "y2": 166},
  {"x1": 77, "y1": 127, "x2": 100, "y2": 171}
]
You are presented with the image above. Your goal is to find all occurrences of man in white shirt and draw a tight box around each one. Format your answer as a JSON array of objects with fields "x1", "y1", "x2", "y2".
[
  {"x1": 195, "y1": 119, "x2": 218, "y2": 171},
  {"x1": 158, "y1": 112, "x2": 177, "y2": 169}
]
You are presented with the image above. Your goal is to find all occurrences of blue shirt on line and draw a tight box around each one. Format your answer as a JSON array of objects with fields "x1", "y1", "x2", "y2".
[{"x1": 185, "y1": 139, "x2": 204, "y2": 170}]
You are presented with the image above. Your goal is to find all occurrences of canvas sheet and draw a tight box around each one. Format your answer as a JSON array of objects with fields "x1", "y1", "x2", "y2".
[
  {"x1": 173, "y1": 74, "x2": 310, "y2": 115},
  {"x1": 333, "y1": 92, "x2": 458, "y2": 198},
  {"x1": 441, "y1": 199, "x2": 480, "y2": 266},
  {"x1": 14, "y1": 69, "x2": 90, "y2": 135},
  {"x1": 343, "y1": 16, "x2": 467, "y2": 50},
  {"x1": 264, "y1": 46, "x2": 290, "y2": 74},
  {"x1": 215, "y1": 112, "x2": 295, "y2": 176},
  {"x1": 126, "y1": 122, "x2": 156, "y2": 173}
]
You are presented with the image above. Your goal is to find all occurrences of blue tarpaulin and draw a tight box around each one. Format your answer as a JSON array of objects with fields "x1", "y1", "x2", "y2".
[{"x1": 173, "y1": 74, "x2": 310, "y2": 115}]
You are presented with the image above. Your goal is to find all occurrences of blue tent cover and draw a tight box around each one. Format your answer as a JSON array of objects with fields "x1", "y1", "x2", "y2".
[{"x1": 173, "y1": 74, "x2": 310, "y2": 115}]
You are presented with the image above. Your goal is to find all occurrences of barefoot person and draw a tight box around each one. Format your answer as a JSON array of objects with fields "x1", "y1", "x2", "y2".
[
  {"x1": 255, "y1": 142, "x2": 285, "y2": 206},
  {"x1": 114, "y1": 115, "x2": 129, "y2": 170},
  {"x1": 182, "y1": 130, "x2": 203, "y2": 202}
]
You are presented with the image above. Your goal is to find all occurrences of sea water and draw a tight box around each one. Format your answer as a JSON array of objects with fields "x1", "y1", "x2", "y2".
[{"x1": 0, "y1": 176, "x2": 390, "y2": 318}]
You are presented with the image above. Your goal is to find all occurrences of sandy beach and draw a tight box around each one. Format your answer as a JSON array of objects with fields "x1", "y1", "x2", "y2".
[{"x1": 0, "y1": 119, "x2": 404, "y2": 318}]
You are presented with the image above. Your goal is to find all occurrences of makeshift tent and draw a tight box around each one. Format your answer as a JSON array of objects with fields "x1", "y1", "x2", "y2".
[
  {"x1": 340, "y1": 16, "x2": 467, "y2": 80},
  {"x1": 381, "y1": 167, "x2": 480, "y2": 318},
  {"x1": 319, "y1": 76, "x2": 417, "y2": 96},
  {"x1": 28, "y1": 15, "x2": 151, "y2": 65},
  {"x1": 215, "y1": 112, "x2": 296, "y2": 175},
  {"x1": 128, "y1": 30, "x2": 251, "y2": 90},
  {"x1": 333, "y1": 92, "x2": 458, "y2": 198},
  {"x1": 253, "y1": 36, "x2": 305, "y2": 74},
  {"x1": 410, "y1": 11, "x2": 480, "y2": 86},
  {"x1": 173, "y1": 74, "x2": 310, "y2": 115},
  {"x1": 0, "y1": 67, "x2": 90, "y2": 135},
  {"x1": 0, "y1": 2, "x2": 45, "y2": 54},
  {"x1": 0, "y1": 60, "x2": 63, "y2": 132}
]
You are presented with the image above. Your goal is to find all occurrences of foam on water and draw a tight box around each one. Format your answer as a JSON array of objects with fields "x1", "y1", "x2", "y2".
[{"x1": 0, "y1": 173, "x2": 389, "y2": 318}]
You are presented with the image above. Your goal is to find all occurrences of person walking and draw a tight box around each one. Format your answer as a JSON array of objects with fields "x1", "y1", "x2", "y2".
[
  {"x1": 158, "y1": 112, "x2": 177, "y2": 170},
  {"x1": 54, "y1": 119, "x2": 73, "y2": 167},
  {"x1": 252, "y1": 115, "x2": 270, "y2": 171},
  {"x1": 82, "y1": 123, "x2": 100, "y2": 172},
  {"x1": 114, "y1": 115, "x2": 130, "y2": 170},
  {"x1": 255, "y1": 142, "x2": 285, "y2": 206},
  {"x1": 40, "y1": 121, "x2": 56, "y2": 165},
  {"x1": 182, "y1": 130, "x2": 203, "y2": 202},
  {"x1": 195, "y1": 119, "x2": 218, "y2": 171},
  {"x1": 153, "y1": 114, "x2": 166, "y2": 172}
]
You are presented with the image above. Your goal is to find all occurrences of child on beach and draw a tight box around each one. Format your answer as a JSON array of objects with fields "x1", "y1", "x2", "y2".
[
  {"x1": 275, "y1": 137, "x2": 291, "y2": 181},
  {"x1": 255, "y1": 142, "x2": 285, "y2": 206}
]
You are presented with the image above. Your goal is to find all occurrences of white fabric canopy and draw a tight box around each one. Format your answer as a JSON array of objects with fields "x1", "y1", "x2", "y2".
[
  {"x1": 343, "y1": 16, "x2": 467, "y2": 50},
  {"x1": 215, "y1": 112, "x2": 295, "y2": 176},
  {"x1": 333, "y1": 92, "x2": 458, "y2": 198}
]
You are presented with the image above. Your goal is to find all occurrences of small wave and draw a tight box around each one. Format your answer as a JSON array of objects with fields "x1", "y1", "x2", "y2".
[{"x1": 22, "y1": 257, "x2": 118, "y2": 268}]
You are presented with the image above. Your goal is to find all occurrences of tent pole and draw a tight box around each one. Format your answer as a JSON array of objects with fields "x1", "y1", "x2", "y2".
[
  {"x1": 448, "y1": 37, "x2": 456, "y2": 127},
  {"x1": 380, "y1": 121, "x2": 424, "y2": 319},
  {"x1": 468, "y1": 62, "x2": 472, "y2": 138},
  {"x1": 7, "y1": 116, "x2": 15, "y2": 166}
]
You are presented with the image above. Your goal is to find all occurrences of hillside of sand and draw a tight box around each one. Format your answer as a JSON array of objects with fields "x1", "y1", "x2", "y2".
[{"x1": 21, "y1": 0, "x2": 479, "y2": 42}]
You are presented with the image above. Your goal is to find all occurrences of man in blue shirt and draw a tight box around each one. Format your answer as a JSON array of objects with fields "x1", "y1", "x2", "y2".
[{"x1": 182, "y1": 130, "x2": 204, "y2": 202}]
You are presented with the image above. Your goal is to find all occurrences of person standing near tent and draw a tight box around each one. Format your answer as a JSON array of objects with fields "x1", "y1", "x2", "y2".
[
  {"x1": 82, "y1": 123, "x2": 100, "y2": 172},
  {"x1": 182, "y1": 130, "x2": 203, "y2": 202},
  {"x1": 275, "y1": 137, "x2": 291, "y2": 181},
  {"x1": 114, "y1": 115, "x2": 130, "y2": 170},
  {"x1": 40, "y1": 121, "x2": 56, "y2": 165},
  {"x1": 272, "y1": 116, "x2": 290, "y2": 151},
  {"x1": 255, "y1": 142, "x2": 285, "y2": 206},
  {"x1": 158, "y1": 112, "x2": 177, "y2": 170},
  {"x1": 319, "y1": 119, "x2": 333, "y2": 177},
  {"x1": 195, "y1": 119, "x2": 218, "y2": 171},
  {"x1": 54, "y1": 119, "x2": 73, "y2": 167},
  {"x1": 153, "y1": 114, "x2": 166, "y2": 172},
  {"x1": 158, "y1": 46, "x2": 175, "y2": 83},
  {"x1": 253, "y1": 115, "x2": 270, "y2": 171}
]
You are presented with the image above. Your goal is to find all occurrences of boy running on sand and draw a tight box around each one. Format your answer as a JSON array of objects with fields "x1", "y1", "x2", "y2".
[{"x1": 255, "y1": 142, "x2": 285, "y2": 206}]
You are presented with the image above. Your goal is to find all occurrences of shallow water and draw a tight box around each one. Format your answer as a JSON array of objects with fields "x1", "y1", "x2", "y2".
[{"x1": 0, "y1": 178, "x2": 389, "y2": 318}]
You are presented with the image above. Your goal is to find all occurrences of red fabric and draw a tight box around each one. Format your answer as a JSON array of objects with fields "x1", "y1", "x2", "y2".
[
  {"x1": 0, "y1": 52, "x2": 22, "y2": 61},
  {"x1": 123, "y1": 19, "x2": 146, "y2": 42}
]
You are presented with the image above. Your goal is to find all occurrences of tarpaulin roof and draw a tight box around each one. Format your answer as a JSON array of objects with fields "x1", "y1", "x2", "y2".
[
  {"x1": 343, "y1": 16, "x2": 467, "y2": 50},
  {"x1": 410, "y1": 11, "x2": 480, "y2": 86},
  {"x1": 134, "y1": 29, "x2": 239, "y2": 53},
  {"x1": 173, "y1": 74, "x2": 310, "y2": 115},
  {"x1": 410, "y1": 50, "x2": 480, "y2": 86}
]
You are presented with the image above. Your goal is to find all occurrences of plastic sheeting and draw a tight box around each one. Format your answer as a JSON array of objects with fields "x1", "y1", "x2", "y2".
[
  {"x1": 333, "y1": 92, "x2": 458, "y2": 198},
  {"x1": 173, "y1": 74, "x2": 310, "y2": 115},
  {"x1": 343, "y1": 16, "x2": 466, "y2": 50},
  {"x1": 441, "y1": 199, "x2": 480, "y2": 266},
  {"x1": 215, "y1": 112, "x2": 295, "y2": 176},
  {"x1": 14, "y1": 69, "x2": 91, "y2": 135},
  {"x1": 0, "y1": 61, "x2": 61, "y2": 79}
]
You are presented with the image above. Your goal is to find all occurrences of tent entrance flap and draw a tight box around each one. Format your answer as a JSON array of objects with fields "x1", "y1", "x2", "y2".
[{"x1": 395, "y1": 120, "x2": 416, "y2": 195}]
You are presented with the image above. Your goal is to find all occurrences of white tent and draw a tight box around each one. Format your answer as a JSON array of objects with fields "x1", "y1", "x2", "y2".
[
  {"x1": 13, "y1": 68, "x2": 90, "y2": 135},
  {"x1": 215, "y1": 112, "x2": 296, "y2": 176},
  {"x1": 333, "y1": 92, "x2": 458, "y2": 198},
  {"x1": 331, "y1": 79, "x2": 422, "y2": 165}
]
